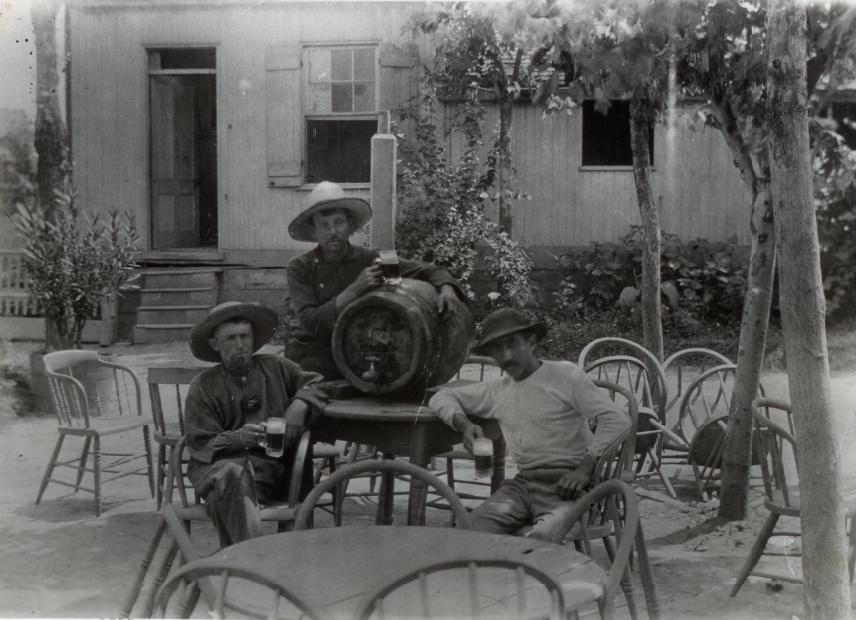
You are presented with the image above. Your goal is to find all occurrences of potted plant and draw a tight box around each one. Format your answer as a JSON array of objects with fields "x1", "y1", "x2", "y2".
[{"x1": 12, "y1": 177, "x2": 140, "y2": 350}]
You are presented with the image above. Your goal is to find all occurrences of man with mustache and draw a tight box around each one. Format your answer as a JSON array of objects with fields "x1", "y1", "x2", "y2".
[
  {"x1": 184, "y1": 302, "x2": 329, "y2": 546},
  {"x1": 286, "y1": 181, "x2": 464, "y2": 379},
  {"x1": 429, "y1": 308, "x2": 631, "y2": 541}
]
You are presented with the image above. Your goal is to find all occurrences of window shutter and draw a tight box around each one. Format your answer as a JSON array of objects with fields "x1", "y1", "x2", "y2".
[
  {"x1": 378, "y1": 43, "x2": 419, "y2": 136},
  {"x1": 265, "y1": 46, "x2": 303, "y2": 187}
]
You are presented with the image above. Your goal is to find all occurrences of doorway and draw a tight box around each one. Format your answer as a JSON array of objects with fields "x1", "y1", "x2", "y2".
[{"x1": 148, "y1": 48, "x2": 217, "y2": 249}]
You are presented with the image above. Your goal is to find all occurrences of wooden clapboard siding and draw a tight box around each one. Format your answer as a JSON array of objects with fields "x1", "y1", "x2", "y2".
[
  {"x1": 70, "y1": 0, "x2": 750, "y2": 265},
  {"x1": 437, "y1": 100, "x2": 751, "y2": 246},
  {"x1": 70, "y1": 2, "x2": 416, "y2": 259}
]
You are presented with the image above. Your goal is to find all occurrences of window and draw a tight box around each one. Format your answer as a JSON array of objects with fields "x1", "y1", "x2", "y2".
[
  {"x1": 305, "y1": 46, "x2": 377, "y2": 183},
  {"x1": 581, "y1": 100, "x2": 654, "y2": 167}
]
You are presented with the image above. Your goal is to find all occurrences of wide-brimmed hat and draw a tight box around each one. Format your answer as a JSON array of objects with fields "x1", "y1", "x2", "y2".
[
  {"x1": 288, "y1": 181, "x2": 372, "y2": 242},
  {"x1": 473, "y1": 308, "x2": 547, "y2": 354},
  {"x1": 190, "y1": 302, "x2": 279, "y2": 363}
]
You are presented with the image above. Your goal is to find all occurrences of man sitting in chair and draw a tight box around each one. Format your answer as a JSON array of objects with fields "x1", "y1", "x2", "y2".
[
  {"x1": 285, "y1": 180, "x2": 464, "y2": 379},
  {"x1": 429, "y1": 308, "x2": 631, "y2": 541},
  {"x1": 185, "y1": 302, "x2": 329, "y2": 546}
]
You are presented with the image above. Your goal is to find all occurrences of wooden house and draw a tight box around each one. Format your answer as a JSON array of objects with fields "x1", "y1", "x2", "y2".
[{"x1": 4, "y1": 0, "x2": 755, "y2": 342}]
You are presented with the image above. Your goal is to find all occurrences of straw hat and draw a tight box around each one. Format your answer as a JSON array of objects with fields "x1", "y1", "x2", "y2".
[
  {"x1": 190, "y1": 302, "x2": 278, "y2": 363},
  {"x1": 473, "y1": 308, "x2": 547, "y2": 354},
  {"x1": 288, "y1": 181, "x2": 372, "y2": 242}
]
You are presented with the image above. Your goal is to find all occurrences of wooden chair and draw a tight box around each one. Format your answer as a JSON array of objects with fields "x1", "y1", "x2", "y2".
[
  {"x1": 731, "y1": 399, "x2": 856, "y2": 596},
  {"x1": 293, "y1": 459, "x2": 473, "y2": 530},
  {"x1": 121, "y1": 432, "x2": 315, "y2": 616},
  {"x1": 656, "y1": 364, "x2": 759, "y2": 498},
  {"x1": 36, "y1": 350, "x2": 154, "y2": 516},
  {"x1": 428, "y1": 355, "x2": 504, "y2": 513},
  {"x1": 120, "y1": 503, "x2": 208, "y2": 618},
  {"x1": 148, "y1": 364, "x2": 340, "y2": 512},
  {"x1": 578, "y1": 337, "x2": 668, "y2": 413},
  {"x1": 550, "y1": 479, "x2": 657, "y2": 620},
  {"x1": 661, "y1": 347, "x2": 732, "y2": 424},
  {"x1": 154, "y1": 558, "x2": 321, "y2": 620},
  {"x1": 147, "y1": 366, "x2": 204, "y2": 508},
  {"x1": 584, "y1": 355, "x2": 675, "y2": 498},
  {"x1": 355, "y1": 558, "x2": 567, "y2": 620}
]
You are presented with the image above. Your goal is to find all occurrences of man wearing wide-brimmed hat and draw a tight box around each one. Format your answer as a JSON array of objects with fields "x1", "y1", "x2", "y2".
[
  {"x1": 429, "y1": 308, "x2": 631, "y2": 541},
  {"x1": 184, "y1": 302, "x2": 329, "y2": 546},
  {"x1": 285, "y1": 180, "x2": 464, "y2": 378}
]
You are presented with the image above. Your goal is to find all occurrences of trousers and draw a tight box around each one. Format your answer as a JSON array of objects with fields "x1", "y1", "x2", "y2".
[
  {"x1": 188, "y1": 448, "x2": 312, "y2": 547},
  {"x1": 470, "y1": 469, "x2": 577, "y2": 542}
]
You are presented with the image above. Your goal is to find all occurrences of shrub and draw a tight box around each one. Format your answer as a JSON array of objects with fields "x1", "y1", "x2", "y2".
[
  {"x1": 12, "y1": 179, "x2": 140, "y2": 349},
  {"x1": 549, "y1": 229, "x2": 749, "y2": 333},
  {"x1": 395, "y1": 76, "x2": 537, "y2": 310}
]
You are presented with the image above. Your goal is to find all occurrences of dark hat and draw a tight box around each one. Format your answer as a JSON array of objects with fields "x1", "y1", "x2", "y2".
[
  {"x1": 288, "y1": 181, "x2": 372, "y2": 242},
  {"x1": 473, "y1": 308, "x2": 547, "y2": 354},
  {"x1": 190, "y1": 302, "x2": 278, "y2": 363}
]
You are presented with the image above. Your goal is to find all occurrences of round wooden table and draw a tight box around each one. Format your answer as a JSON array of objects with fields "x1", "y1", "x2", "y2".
[
  {"x1": 314, "y1": 396, "x2": 506, "y2": 525},
  {"x1": 203, "y1": 525, "x2": 605, "y2": 618}
]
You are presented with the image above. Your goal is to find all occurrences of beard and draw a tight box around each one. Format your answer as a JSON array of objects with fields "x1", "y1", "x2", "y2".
[{"x1": 223, "y1": 353, "x2": 252, "y2": 377}]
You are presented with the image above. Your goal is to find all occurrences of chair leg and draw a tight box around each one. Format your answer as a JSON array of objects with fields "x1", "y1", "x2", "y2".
[
  {"x1": 848, "y1": 515, "x2": 856, "y2": 583},
  {"x1": 156, "y1": 444, "x2": 167, "y2": 509},
  {"x1": 731, "y1": 511, "x2": 779, "y2": 596},
  {"x1": 119, "y1": 519, "x2": 166, "y2": 617},
  {"x1": 603, "y1": 534, "x2": 638, "y2": 620},
  {"x1": 75, "y1": 436, "x2": 92, "y2": 492},
  {"x1": 634, "y1": 522, "x2": 660, "y2": 620},
  {"x1": 142, "y1": 425, "x2": 155, "y2": 498},
  {"x1": 36, "y1": 434, "x2": 65, "y2": 504},
  {"x1": 94, "y1": 436, "x2": 102, "y2": 517}
]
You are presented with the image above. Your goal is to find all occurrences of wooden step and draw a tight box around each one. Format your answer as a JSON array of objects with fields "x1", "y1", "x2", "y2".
[
  {"x1": 133, "y1": 323, "x2": 195, "y2": 344},
  {"x1": 140, "y1": 287, "x2": 217, "y2": 306},
  {"x1": 137, "y1": 305, "x2": 211, "y2": 325},
  {"x1": 143, "y1": 268, "x2": 222, "y2": 289}
]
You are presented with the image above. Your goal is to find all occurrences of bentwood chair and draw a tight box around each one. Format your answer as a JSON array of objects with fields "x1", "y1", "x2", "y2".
[
  {"x1": 578, "y1": 338, "x2": 668, "y2": 412},
  {"x1": 294, "y1": 459, "x2": 473, "y2": 530},
  {"x1": 584, "y1": 355, "x2": 675, "y2": 498},
  {"x1": 155, "y1": 559, "x2": 321, "y2": 620},
  {"x1": 37, "y1": 350, "x2": 154, "y2": 516},
  {"x1": 427, "y1": 355, "x2": 504, "y2": 518},
  {"x1": 551, "y1": 480, "x2": 657, "y2": 620},
  {"x1": 731, "y1": 399, "x2": 856, "y2": 596},
  {"x1": 661, "y1": 348, "x2": 732, "y2": 424},
  {"x1": 356, "y1": 558, "x2": 567, "y2": 620},
  {"x1": 121, "y1": 431, "x2": 316, "y2": 617}
]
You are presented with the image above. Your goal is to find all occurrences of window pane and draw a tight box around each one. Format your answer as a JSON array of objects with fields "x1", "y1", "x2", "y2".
[
  {"x1": 581, "y1": 100, "x2": 654, "y2": 166},
  {"x1": 331, "y1": 49, "x2": 352, "y2": 81},
  {"x1": 151, "y1": 48, "x2": 216, "y2": 70},
  {"x1": 308, "y1": 48, "x2": 331, "y2": 83},
  {"x1": 331, "y1": 83, "x2": 353, "y2": 112},
  {"x1": 308, "y1": 83, "x2": 331, "y2": 114},
  {"x1": 354, "y1": 49, "x2": 374, "y2": 81},
  {"x1": 307, "y1": 120, "x2": 376, "y2": 183},
  {"x1": 353, "y1": 82, "x2": 375, "y2": 112}
]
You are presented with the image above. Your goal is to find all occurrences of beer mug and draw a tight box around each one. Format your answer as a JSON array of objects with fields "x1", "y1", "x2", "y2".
[
  {"x1": 472, "y1": 437, "x2": 494, "y2": 479},
  {"x1": 259, "y1": 417, "x2": 286, "y2": 458}
]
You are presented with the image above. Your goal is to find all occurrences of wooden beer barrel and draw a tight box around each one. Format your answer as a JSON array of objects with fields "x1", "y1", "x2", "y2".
[{"x1": 331, "y1": 278, "x2": 474, "y2": 396}]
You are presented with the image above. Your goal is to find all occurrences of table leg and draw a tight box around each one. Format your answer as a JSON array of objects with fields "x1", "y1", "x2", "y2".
[
  {"x1": 377, "y1": 454, "x2": 395, "y2": 526},
  {"x1": 407, "y1": 431, "x2": 430, "y2": 526},
  {"x1": 491, "y1": 435, "x2": 507, "y2": 494}
]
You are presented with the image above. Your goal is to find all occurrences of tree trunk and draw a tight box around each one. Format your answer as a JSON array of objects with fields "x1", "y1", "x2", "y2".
[
  {"x1": 707, "y1": 92, "x2": 777, "y2": 520},
  {"x1": 31, "y1": 0, "x2": 70, "y2": 211},
  {"x1": 719, "y1": 179, "x2": 775, "y2": 518},
  {"x1": 768, "y1": 2, "x2": 851, "y2": 616},
  {"x1": 629, "y1": 99, "x2": 663, "y2": 362}
]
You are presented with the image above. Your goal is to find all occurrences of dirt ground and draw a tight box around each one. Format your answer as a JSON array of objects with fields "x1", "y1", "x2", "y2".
[{"x1": 0, "y1": 338, "x2": 854, "y2": 619}]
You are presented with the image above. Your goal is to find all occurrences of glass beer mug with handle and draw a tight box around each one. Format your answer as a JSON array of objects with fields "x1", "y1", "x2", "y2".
[{"x1": 259, "y1": 417, "x2": 286, "y2": 458}]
